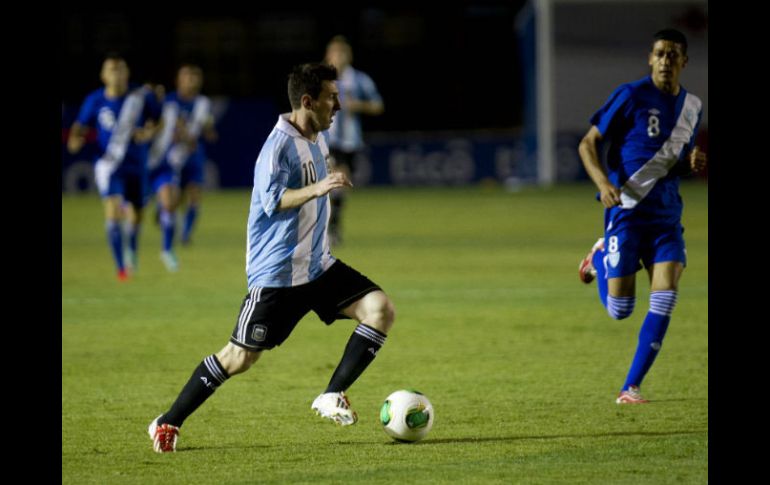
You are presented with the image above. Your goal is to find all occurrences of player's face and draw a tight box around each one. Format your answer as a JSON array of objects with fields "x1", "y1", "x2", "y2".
[
  {"x1": 648, "y1": 40, "x2": 687, "y2": 88},
  {"x1": 177, "y1": 67, "x2": 203, "y2": 96},
  {"x1": 325, "y1": 43, "x2": 351, "y2": 70},
  {"x1": 101, "y1": 59, "x2": 129, "y2": 90},
  {"x1": 310, "y1": 80, "x2": 341, "y2": 132}
]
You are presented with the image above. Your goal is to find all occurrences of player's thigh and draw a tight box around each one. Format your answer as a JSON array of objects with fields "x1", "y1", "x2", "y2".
[
  {"x1": 102, "y1": 195, "x2": 125, "y2": 220},
  {"x1": 649, "y1": 261, "x2": 684, "y2": 291},
  {"x1": 642, "y1": 224, "x2": 686, "y2": 283},
  {"x1": 123, "y1": 172, "x2": 150, "y2": 213},
  {"x1": 604, "y1": 224, "x2": 642, "y2": 279},
  {"x1": 229, "y1": 286, "x2": 312, "y2": 351},
  {"x1": 309, "y1": 260, "x2": 383, "y2": 326}
]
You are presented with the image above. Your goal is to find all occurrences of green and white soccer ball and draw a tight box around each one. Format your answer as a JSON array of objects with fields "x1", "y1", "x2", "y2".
[{"x1": 379, "y1": 389, "x2": 434, "y2": 442}]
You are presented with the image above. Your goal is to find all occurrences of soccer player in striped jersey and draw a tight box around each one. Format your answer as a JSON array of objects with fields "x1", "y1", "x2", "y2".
[
  {"x1": 67, "y1": 54, "x2": 161, "y2": 280},
  {"x1": 148, "y1": 64, "x2": 218, "y2": 271},
  {"x1": 324, "y1": 35, "x2": 384, "y2": 245},
  {"x1": 149, "y1": 63, "x2": 396, "y2": 452},
  {"x1": 577, "y1": 29, "x2": 707, "y2": 404}
]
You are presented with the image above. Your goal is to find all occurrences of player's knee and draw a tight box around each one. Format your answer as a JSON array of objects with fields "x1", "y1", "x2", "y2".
[
  {"x1": 649, "y1": 290, "x2": 678, "y2": 317},
  {"x1": 607, "y1": 295, "x2": 635, "y2": 320},
  {"x1": 216, "y1": 344, "x2": 261, "y2": 376},
  {"x1": 365, "y1": 293, "x2": 396, "y2": 334}
]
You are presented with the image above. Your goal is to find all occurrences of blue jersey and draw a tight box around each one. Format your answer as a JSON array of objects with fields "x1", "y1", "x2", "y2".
[
  {"x1": 327, "y1": 66, "x2": 382, "y2": 152},
  {"x1": 76, "y1": 85, "x2": 161, "y2": 173},
  {"x1": 245, "y1": 115, "x2": 335, "y2": 288},
  {"x1": 149, "y1": 92, "x2": 211, "y2": 171},
  {"x1": 591, "y1": 76, "x2": 702, "y2": 225}
]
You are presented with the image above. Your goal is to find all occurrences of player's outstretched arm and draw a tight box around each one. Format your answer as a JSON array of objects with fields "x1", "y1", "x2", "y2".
[
  {"x1": 277, "y1": 172, "x2": 353, "y2": 211},
  {"x1": 579, "y1": 126, "x2": 621, "y2": 208},
  {"x1": 345, "y1": 98, "x2": 384, "y2": 116}
]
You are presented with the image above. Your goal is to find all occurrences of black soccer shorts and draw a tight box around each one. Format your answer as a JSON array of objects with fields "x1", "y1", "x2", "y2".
[{"x1": 229, "y1": 260, "x2": 381, "y2": 351}]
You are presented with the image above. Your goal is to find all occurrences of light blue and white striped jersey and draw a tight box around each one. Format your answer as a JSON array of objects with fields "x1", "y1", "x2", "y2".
[
  {"x1": 327, "y1": 66, "x2": 382, "y2": 152},
  {"x1": 591, "y1": 76, "x2": 702, "y2": 224},
  {"x1": 245, "y1": 114, "x2": 335, "y2": 288}
]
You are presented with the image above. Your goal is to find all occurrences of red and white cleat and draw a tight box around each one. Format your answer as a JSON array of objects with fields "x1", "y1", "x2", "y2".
[
  {"x1": 579, "y1": 237, "x2": 605, "y2": 284},
  {"x1": 148, "y1": 415, "x2": 180, "y2": 453}
]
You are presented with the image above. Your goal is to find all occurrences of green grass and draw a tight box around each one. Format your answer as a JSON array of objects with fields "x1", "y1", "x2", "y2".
[{"x1": 62, "y1": 182, "x2": 708, "y2": 484}]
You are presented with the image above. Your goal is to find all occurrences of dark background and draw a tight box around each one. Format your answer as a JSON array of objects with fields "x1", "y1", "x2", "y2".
[{"x1": 62, "y1": 2, "x2": 527, "y2": 132}]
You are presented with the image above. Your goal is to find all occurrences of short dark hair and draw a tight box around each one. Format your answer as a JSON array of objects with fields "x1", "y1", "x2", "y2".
[
  {"x1": 103, "y1": 52, "x2": 126, "y2": 63},
  {"x1": 287, "y1": 63, "x2": 338, "y2": 110},
  {"x1": 653, "y1": 29, "x2": 688, "y2": 55}
]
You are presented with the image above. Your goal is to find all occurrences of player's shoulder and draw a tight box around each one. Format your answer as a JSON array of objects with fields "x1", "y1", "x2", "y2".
[
  {"x1": 83, "y1": 87, "x2": 106, "y2": 103},
  {"x1": 346, "y1": 66, "x2": 370, "y2": 83},
  {"x1": 612, "y1": 77, "x2": 649, "y2": 99},
  {"x1": 262, "y1": 125, "x2": 296, "y2": 160}
]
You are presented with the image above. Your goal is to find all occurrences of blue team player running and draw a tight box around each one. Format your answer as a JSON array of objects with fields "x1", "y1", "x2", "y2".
[
  {"x1": 67, "y1": 53, "x2": 161, "y2": 280},
  {"x1": 148, "y1": 64, "x2": 218, "y2": 271},
  {"x1": 577, "y1": 29, "x2": 707, "y2": 404},
  {"x1": 148, "y1": 62, "x2": 396, "y2": 452}
]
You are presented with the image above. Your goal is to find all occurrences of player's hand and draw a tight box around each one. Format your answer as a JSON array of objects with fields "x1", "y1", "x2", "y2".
[
  {"x1": 67, "y1": 135, "x2": 85, "y2": 154},
  {"x1": 689, "y1": 146, "x2": 707, "y2": 173},
  {"x1": 598, "y1": 183, "x2": 622, "y2": 208},
  {"x1": 133, "y1": 126, "x2": 155, "y2": 143},
  {"x1": 315, "y1": 172, "x2": 353, "y2": 197},
  {"x1": 342, "y1": 98, "x2": 359, "y2": 111}
]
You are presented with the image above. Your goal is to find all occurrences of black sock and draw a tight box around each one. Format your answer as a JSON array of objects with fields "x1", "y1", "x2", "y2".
[
  {"x1": 160, "y1": 355, "x2": 230, "y2": 427},
  {"x1": 325, "y1": 324, "x2": 387, "y2": 393}
]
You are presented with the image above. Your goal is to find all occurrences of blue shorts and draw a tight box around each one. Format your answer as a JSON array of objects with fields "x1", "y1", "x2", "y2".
[
  {"x1": 100, "y1": 169, "x2": 149, "y2": 209},
  {"x1": 150, "y1": 164, "x2": 178, "y2": 194},
  {"x1": 180, "y1": 159, "x2": 204, "y2": 187},
  {"x1": 604, "y1": 219, "x2": 686, "y2": 279}
]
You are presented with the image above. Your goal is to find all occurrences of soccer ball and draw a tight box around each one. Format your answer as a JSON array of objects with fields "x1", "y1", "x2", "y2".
[{"x1": 379, "y1": 389, "x2": 434, "y2": 442}]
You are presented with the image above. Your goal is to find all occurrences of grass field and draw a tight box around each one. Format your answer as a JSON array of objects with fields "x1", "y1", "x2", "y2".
[{"x1": 62, "y1": 182, "x2": 708, "y2": 484}]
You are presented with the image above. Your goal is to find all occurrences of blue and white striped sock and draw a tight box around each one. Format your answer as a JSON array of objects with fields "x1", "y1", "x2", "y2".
[{"x1": 607, "y1": 295, "x2": 636, "y2": 320}]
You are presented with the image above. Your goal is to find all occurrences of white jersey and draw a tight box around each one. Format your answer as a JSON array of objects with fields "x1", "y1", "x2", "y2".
[
  {"x1": 245, "y1": 114, "x2": 335, "y2": 288},
  {"x1": 327, "y1": 66, "x2": 382, "y2": 152}
]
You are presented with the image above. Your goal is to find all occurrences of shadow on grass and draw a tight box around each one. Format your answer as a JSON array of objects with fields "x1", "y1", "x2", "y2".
[
  {"x1": 170, "y1": 429, "x2": 706, "y2": 451},
  {"x1": 406, "y1": 429, "x2": 707, "y2": 446}
]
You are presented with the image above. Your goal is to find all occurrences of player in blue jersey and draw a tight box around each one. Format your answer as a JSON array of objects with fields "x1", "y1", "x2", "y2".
[
  {"x1": 324, "y1": 35, "x2": 384, "y2": 245},
  {"x1": 148, "y1": 64, "x2": 218, "y2": 271},
  {"x1": 67, "y1": 54, "x2": 161, "y2": 280},
  {"x1": 148, "y1": 62, "x2": 396, "y2": 452},
  {"x1": 577, "y1": 29, "x2": 707, "y2": 404}
]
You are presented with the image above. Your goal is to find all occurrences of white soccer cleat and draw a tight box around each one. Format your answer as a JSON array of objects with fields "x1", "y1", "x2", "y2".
[
  {"x1": 160, "y1": 250, "x2": 179, "y2": 272},
  {"x1": 124, "y1": 248, "x2": 138, "y2": 273},
  {"x1": 311, "y1": 392, "x2": 358, "y2": 426}
]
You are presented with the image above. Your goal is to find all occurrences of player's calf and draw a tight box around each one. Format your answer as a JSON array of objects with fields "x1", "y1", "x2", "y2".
[{"x1": 607, "y1": 295, "x2": 635, "y2": 320}]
